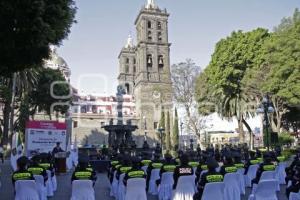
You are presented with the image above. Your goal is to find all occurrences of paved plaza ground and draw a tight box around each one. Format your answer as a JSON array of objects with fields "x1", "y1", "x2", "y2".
[{"x1": 0, "y1": 159, "x2": 288, "y2": 200}]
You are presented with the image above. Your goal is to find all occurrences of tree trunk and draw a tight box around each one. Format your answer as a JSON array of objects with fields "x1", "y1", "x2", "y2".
[
  {"x1": 242, "y1": 117, "x2": 253, "y2": 149},
  {"x1": 238, "y1": 116, "x2": 245, "y2": 144}
]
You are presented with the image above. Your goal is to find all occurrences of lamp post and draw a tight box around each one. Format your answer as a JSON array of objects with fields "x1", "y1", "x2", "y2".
[
  {"x1": 256, "y1": 95, "x2": 274, "y2": 151},
  {"x1": 180, "y1": 121, "x2": 183, "y2": 149},
  {"x1": 143, "y1": 116, "x2": 147, "y2": 141},
  {"x1": 157, "y1": 127, "x2": 165, "y2": 155}
]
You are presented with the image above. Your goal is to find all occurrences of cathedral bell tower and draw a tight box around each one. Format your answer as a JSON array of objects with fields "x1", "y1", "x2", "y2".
[
  {"x1": 134, "y1": 0, "x2": 173, "y2": 146},
  {"x1": 118, "y1": 0, "x2": 173, "y2": 147}
]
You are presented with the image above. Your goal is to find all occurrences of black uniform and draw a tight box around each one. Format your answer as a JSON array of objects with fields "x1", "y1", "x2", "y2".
[
  {"x1": 72, "y1": 156, "x2": 97, "y2": 185},
  {"x1": 12, "y1": 156, "x2": 34, "y2": 187},
  {"x1": 252, "y1": 157, "x2": 275, "y2": 185},
  {"x1": 286, "y1": 166, "x2": 300, "y2": 197},
  {"x1": 123, "y1": 157, "x2": 146, "y2": 186},
  {"x1": 173, "y1": 154, "x2": 194, "y2": 189}
]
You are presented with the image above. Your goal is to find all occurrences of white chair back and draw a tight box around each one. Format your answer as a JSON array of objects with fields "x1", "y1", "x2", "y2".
[
  {"x1": 289, "y1": 191, "x2": 300, "y2": 200},
  {"x1": 259, "y1": 171, "x2": 275, "y2": 182},
  {"x1": 125, "y1": 178, "x2": 147, "y2": 200},
  {"x1": 173, "y1": 175, "x2": 195, "y2": 200},
  {"x1": 250, "y1": 180, "x2": 278, "y2": 200},
  {"x1": 158, "y1": 172, "x2": 174, "y2": 200},
  {"x1": 15, "y1": 180, "x2": 40, "y2": 200},
  {"x1": 110, "y1": 171, "x2": 118, "y2": 197},
  {"x1": 46, "y1": 170, "x2": 54, "y2": 197},
  {"x1": 142, "y1": 166, "x2": 148, "y2": 174},
  {"x1": 245, "y1": 165, "x2": 258, "y2": 187},
  {"x1": 117, "y1": 173, "x2": 126, "y2": 200},
  {"x1": 148, "y1": 168, "x2": 161, "y2": 195},
  {"x1": 223, "y1": 173, "x2": 240, "y2": 200},
  {"x1": 202, "y1": 182, "x2": 225, "y2": 200},
  {"x1": 33, "y1": 175, "x2": 47, "y2": 200},
  {"x1": 71, "y1": 180, "x2": 95, "y2": 200}
]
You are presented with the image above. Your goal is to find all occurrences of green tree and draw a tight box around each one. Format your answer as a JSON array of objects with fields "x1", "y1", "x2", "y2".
[
  {"x1": 172, "y1": 108, "x2": 179, "y2": 150},
  {"x1": 165, "y1": 111, "x2": 171, "y2": 151},
  {"x1": 30, "y1": 68, "x2": 71, "y2": 119},
  {"x1": 0, "y1": 0, "x2": 76, "y2": 76},
  {"x1": 158, "y1": 109, "x2": 166, "y2": 148},
  {"x1": 196, "y1": 28, "x2": 270, "y2": 144}
]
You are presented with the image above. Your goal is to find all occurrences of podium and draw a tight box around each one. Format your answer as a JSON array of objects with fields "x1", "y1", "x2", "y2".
[{"x1": 54, "y1": 152, "x2": 67, "y2": 174}]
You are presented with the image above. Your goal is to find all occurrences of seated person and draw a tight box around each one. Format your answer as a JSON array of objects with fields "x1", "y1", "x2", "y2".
[
  {"x1": 39, "y1": 153, "x2": 55, "y2": 177},
  {"x1": 251, "y1": 153, "x2": 275, "y2": 185},
  {"x1": 173, "y1": 153, "x2": 194, "y2": 190},
  {"x1": 28, "y1": 155, "x2": 48, "y2": 183},
  {"x1": 72, "y1": 156, "x2": 97, "y2": 185},
  {"x1": 244, "y1": 151, "x2": 259, "y2": 175},
  {"x1": 219, "y1": 156, "x2": 237, "y2": 176},
  {"x1": 116, "y1": 155, "x2": 132, "y2": 180},
  {"x1": 156, "y1": 154, "x2": 176, "y2": 186},
  {"x1": 123, "y1": 157, "x2": 146, "y2": 186},
  {"x1": 194, "y1": 157, "x2": 223, "y2": 200},
  {"x1": 12, "y1": 156, "x2": 34, "y2": 187},
  {"x1": 146, "y1": 153, "x2": 163, "y2": 191},
  {"x1": 286, "y1": 164, "x2": 300, "y2": 198},
  {"x1": 233, "y1": 153, "x2": 245, "y2": 170}
]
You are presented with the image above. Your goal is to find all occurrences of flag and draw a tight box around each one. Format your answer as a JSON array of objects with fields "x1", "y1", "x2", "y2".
[{"x1": 10, "y1": 132, "x2": 23, "y2": 171}]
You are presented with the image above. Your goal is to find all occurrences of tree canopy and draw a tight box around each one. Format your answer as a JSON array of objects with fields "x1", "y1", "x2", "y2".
[{"x1": 0, "y1": 0, "x2": 76, "y2": 76}]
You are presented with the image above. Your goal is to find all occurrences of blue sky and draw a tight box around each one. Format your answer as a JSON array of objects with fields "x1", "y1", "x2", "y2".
[{"x1": 57, "y1": 0, "x2": 299, "y2": 95}]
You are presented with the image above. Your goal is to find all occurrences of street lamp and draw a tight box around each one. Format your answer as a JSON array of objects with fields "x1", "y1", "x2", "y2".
[
  {"x1": 157, "y1": 127, "x2": 165, "y2": 155},
  {"x1": 256, "y1": 95, "x2": 274, "y2": 151},
  {"x1": 143, "y1": 116, "x2": 147, "y2": 141}
]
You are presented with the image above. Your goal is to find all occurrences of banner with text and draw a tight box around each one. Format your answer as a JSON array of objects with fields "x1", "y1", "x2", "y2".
[{"x1": 25, "y1": 121, "x2": 67, "y2": 157}]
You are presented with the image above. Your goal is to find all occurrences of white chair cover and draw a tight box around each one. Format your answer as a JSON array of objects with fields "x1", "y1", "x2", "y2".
[
  {"x1": 110, "y1": 171, "x2": 118, "y2": 197},
  {"x1": 199, "y1": 170, "x2": 208, "y2": 180},
  {"x1": 15, "y1": 180, "x2": 40, "y2": 200},
  {"x1": 236, "y1": 168, "x2": 245, "y2": 195},
  {"x1": 201, "y1": 182, "x2": 225, "y2": 200},
  {"x1": 223, "y1": 173, "x2": 240, "y2": 200},
  {"x1": 52, "y1": 175, "x2": 57, "y2": 191},
  {"x1": 71, "y1": 180, "x2": 95, "y2": 200},
  {"x1": 245, "y1": 165, "x2": 258, "y2": 187},
  {"x1": 148, "y1": 168, "x2": 161, "y2": 195},
  {"x1": 46, "y1": 170, "x2": 54, "y2": 197},
  {"x1": 173, "y1": 175, "x2": 195, "y2": 200},
  {"x1": 248, "y1": 180, "x2": 278, "y2": 200},
  {"x1": 276, "y1": 162, "x2": 287, "y2": 184},
  {"x1": 289, "y1": 191, "x2": 300, "y2": 200},
  {"x1": 33, "y1": 175, "x2": 47, "y2": 200},
  {"x1": 259, "y1": 171, "x2": 280, "y2": 192},
  {"x1": 158, "y1": 172, "x2": 174, "y2": 200},
  {"x1": 125, "y1": 178, "x2": 147, "y2": 200},
  {"x1": 117, "y1": 173, "x2": 126, "y2": 200},
  {"x1": 142, "y1": 166, "x2": 148, "y2": 175},
  {"x1": 67, "y1": 156, "x2": 73, "y2": 171}
]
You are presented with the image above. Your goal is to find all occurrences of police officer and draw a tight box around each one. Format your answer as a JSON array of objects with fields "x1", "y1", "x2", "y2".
[
  {"x1": 195, "y1": 153, "x2": 209, "y2": 184},
  {"x1": 244, "y1": 151, "x2": 259, "y2": 175},
  {"x1": 28, "y1": 155, "x2": 48, "y2": 183},
  {"x1": 173, "y1": 153, "x2": 194, "y2": 189},
  {"x1": 219, "y1": 155, "x2": 237, "y2": 176},
  {"x1": 286, "y1": 164, "x2": 300, "y2": 198},
  {"x1": 123, "y1": 157, "x2": 146, "y2": 186},
  {"x1": 156, "y1": 154, "x2": 176, "y2": 186},
  {"x1": 72, "y1": 156, "x2": 97, "y2": 185},
  {"x1": 233, "y1": 152, "x2": 245, "y2": 170},
  {"x1": 39, "y1": 153, "x2": 55, "y2": 177},
  {"x1": 146, "y1": 153, "x2": 163, "y2": 190},
  {"x1": 12, "y1": 156, "x2": 34, "y2": 186},
  {"x1": 108, "y1": 154, "x2": 122, "y2": 183},
  {"x1": 251, "y1": 152, "x2": 275, "y2": 185},
  {"x1": 116, "y1": 155, "x2": 132, "y2": 180},
  {"x1": 194, "y1": 157, "x2": 223, "y2": 200}
]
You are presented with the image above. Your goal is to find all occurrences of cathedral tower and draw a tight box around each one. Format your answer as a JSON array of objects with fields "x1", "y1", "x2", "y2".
[{"x1": 118, "y1": 0, "x2": 173, "y2": 146}]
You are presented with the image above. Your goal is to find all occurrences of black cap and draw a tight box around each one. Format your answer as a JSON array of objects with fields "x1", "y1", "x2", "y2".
[
  {"x1": 206, "y1": 157, "x2": 219, "y2": 169},
  {"x1": 17, "y1": 156, "x2": 29, "y2": 166}
]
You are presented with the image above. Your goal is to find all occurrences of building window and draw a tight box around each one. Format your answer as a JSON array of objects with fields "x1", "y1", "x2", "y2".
[
  {"x1": 148, "y1": 31, "x2": 152, "y2": 41},
  {"x1": 133, "y1": 58, "x2": 136, "y2": 64},
  {"x1": 158, "y1": 32, "x2": 162, "y2": 42},
  {"x1": 158, "y1": 55, "x2": 164, "y2": 68},
  {"x1": 133, "y1": 66, "x2": 136, "y2": 74},
  {"x1": 126, "y1": 58, "x2": 129, "y2": 64},
  {"x1": 154, "y1": 122, "x2": 158, "y2": 129},
  {"x1": 148, "y1": 21, "x2": 152, "y2": 28},
  {"x1": 157, "y1": 21, "x2": 162, "y2": 30},
  {"x1": 125, "y1": 65, "x2": 129, "y2": 73},
  {"x1": 125, "y1": 83, "x2": 130, "y2": 94},
  {"x1": 147, "y1": 54, "x2": 153, "y2": 68}
]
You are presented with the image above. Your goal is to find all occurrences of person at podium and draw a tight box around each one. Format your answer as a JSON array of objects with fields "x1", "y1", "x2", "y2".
[{"x1": 52, "y1": 142, "x2": 64, "y2": 173}]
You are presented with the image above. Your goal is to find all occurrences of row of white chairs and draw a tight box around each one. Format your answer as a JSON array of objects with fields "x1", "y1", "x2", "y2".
[{"x1": 14, "y1": 171, "x2": 57, "y2": 200}]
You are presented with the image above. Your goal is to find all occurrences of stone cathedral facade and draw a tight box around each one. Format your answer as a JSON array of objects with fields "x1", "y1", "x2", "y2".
[{"x1": 118, "y1": 0, "x2": 173, "y2": 146}]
